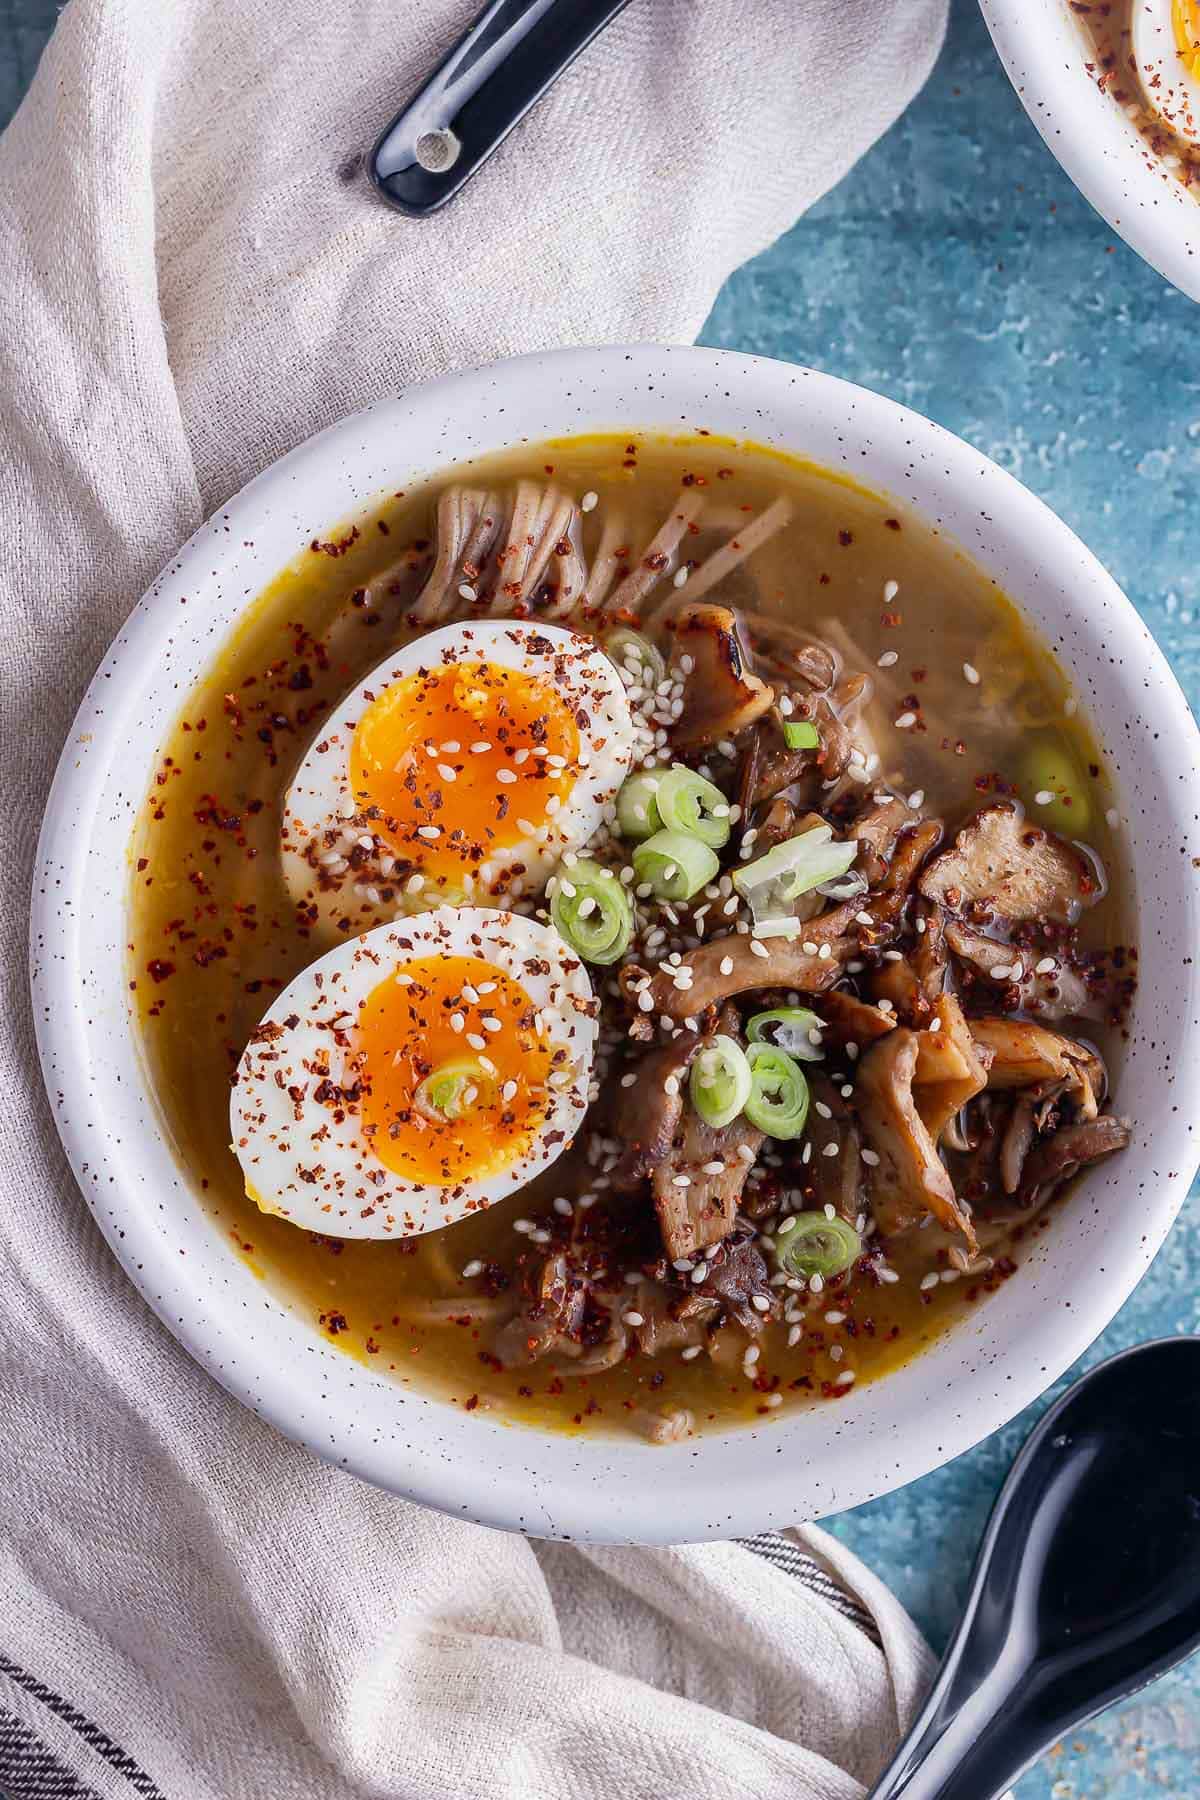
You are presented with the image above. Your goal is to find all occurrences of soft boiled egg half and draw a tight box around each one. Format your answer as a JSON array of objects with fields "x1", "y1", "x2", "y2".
[
  {"x1": 230, "y1": 908, "x2": 598, "y2": 1238},
  {"x1": 1132, "y1": 0, "x2": 1200, "y2": 143},
  {"x1": 281, "y1": 620, "x2": 635, "y2": 936}
]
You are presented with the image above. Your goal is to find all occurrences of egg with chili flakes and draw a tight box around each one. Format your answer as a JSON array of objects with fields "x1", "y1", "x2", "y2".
[
  {"x1": 281, "y1": 620, "x2": 635, "y2": 936},
  {"x1": 230, "y1": 907, "x2": 598, "y2": 1238},
  {"x1": 1132, "y1": 0, "x2": 1200, "y2": 143}
]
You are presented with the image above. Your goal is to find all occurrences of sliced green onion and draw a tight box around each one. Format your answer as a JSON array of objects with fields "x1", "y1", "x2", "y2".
[
  {"x1": 632, "y1": 829, "x2": 720, "y2": 902},
  {"x1": 747, "y1": 1007, "x2": 826, "y2": 1062},
  {"x1": 615, "y1": 771, "x2": 663, "y2": 841},
  {"x1": 775, "y1": 1212, "x2": 861, "y2": 1280},
  {"x1": 689, "y1": 1034, "x2": 752, "y2": 1129},
  {"x1": 414, "y1": 1056, "x2": 496, "y2": 1122},
  {"x1": 782, "y1": 720, "x2": 820, "y2": 751},
  {"x1": 1021, "y1": 740, "x2": 1091, "y2": 836},
  {"x1": 744, "y1": 1043, "x2": 810, "y2": 1139},
  {"x1": 604, "y1": 626, "x2": 666, "y2": 689},
  {"x1": 550, "y1": 856, "x2": 633, "y2": 964},
  {"x1": 732, "y1": 825, "x2": 858, "y2": 937},
  {"x1": 654, "y1": 764, "x2": 731, "y2": 849}
]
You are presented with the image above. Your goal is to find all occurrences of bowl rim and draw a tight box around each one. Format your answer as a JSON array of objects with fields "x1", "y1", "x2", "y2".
[
  {"x1": 31, "y1": 344, "x2": 1200, "y2": 1542},
  {"x1": 981, "y1": 0, "x2": 1200, "y2": 302}
]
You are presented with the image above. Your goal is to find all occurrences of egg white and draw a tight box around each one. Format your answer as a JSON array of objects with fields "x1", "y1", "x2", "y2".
[
  {"x1": 1132, "y1": 0, "x2": 1200, "y2": 144},
  {"x1": 230, "y1": 908, "x2": 598, "y2": 1239},
  {"x1": 280, "y1": 620, "x2": 635, "y2": 936}
]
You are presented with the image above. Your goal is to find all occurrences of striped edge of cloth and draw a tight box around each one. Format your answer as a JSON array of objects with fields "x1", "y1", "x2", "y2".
[
  {"x1": 736, "y1": 1533, "x2": 882, "y2": 1646},
  {"x1": 0, "y1": 1659, "x2": 165, "y2": 1800},
  {"x1": 0, "y1": 1543, "x2": 878, "y2": 1799}
]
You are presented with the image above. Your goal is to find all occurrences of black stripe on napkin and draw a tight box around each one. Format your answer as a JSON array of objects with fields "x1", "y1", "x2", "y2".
[
  {"x1": 0, "y1": 1660, "x2": 165, "y2": 1800},
  {"x1": 736, "y1": 1532, "x2": 882, "y2": 1646},
  {"x1": 0, "y1": 1707, "x2": 104, "y2": 1800}
]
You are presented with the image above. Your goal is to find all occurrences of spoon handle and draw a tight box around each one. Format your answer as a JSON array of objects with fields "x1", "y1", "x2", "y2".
[{"x1": 370, "y1": 0, "x2": 632, "y2": 215}]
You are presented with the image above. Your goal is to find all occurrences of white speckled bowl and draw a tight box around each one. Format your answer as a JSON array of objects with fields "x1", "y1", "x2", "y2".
[
  {"x1": 31, "y1": 347, "x2": 1200, "y2": 1542},
  {"x1": 983, "y1": 0, "x2": 1200, "y2": 302}
]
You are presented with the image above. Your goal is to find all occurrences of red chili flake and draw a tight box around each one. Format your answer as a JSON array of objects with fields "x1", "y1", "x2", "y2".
[
  {"x1": 837, "y1": 529, "x2": 853, "y2": 546},
  {"x1": 136, "y1": 857, "x2": 148, "y2": 872},
  {"x1": 147, "y1": 959, "x2": 175, "y2": 983},
  {"x1": 309, "y1": 526, "x2": 360, "y2": 558},
  {"x1": 881, "y1": 610, "x2": 902, "y2": 627},
  {"x1": 884, "y1": 517, "x2": 902, "y2": 531}
]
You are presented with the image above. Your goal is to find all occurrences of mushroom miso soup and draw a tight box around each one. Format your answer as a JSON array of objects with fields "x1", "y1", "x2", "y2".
[{"x1": 130, "y1": 433, "x2": 1136, "y2": 1443}]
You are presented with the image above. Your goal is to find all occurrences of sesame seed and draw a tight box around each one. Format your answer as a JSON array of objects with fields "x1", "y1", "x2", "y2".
[
  {"x1": 883, "y1": 578, "x2": 900, "y2": 602},
  {"x1": 940, "y1": 1268, "x2": 960, "y2": 1284},
  {"x1": 878, "y1": 1266, "x2": 900, "y2": 1285},
  {"x1": 462, "y1": 1259, "x2": 483, "y2": 1279},
  {"x1": 620, "y1": 1071, "x2": 637, "y2": 1088},
  {"x1": 810, "y1": 1272, "x2": 825, "y2": 1293},
  {"x1": 751, "y1": 1294, "x2": 771, "y2": 1313},
  {"x1": 513, "y1": 1219, "x2": 534, "y2": 1234},
  {"x1": 681, "y1": 1344, "x2": 703, "y2": 1361},
  {"x1": 822, "y1": 1142, "x2": 839, "y2": 1159},
  {"x1": 719, "y1": 955, "x2": 735, "y2": 975},
  {"x1": 450, "y1": 1012, "x2": 465, "y2": 1033},
  {"x1": 763, "y1": 1393, "x2": 783, "y2": 1409},
  {"x1": 1106, "y1": 807, "x2": 1120, "y2": 828},
  {"x1": 702, "y1": 1159, "x2": 725, "y2": 1175},
  {"x1": 496, "y1": 768, "x2": 517, "y2": 785},
  {"x1": 818, "y1": 943, "x2": 832, "y2": 961},
  {"x1": 877, "y1": 650, "x2": 899, "y2": 668},
  {"x1": 1034, "y1": 789, "x2": 1054, "y2": 806},
  {"x1": 622, "y1": 1310, "x2": 645, "y2": 1327},
  {"x1": 737, "y1": 1143, "x2": 757, "y2": 1163},
  {"x1": 672, "y1": 566, "x2": 689, "y2": 588},
  {"x1": 855, "y1": 911, "x2": 873, "y2": 927},
  {"x1": 920, "y1": 1272, "x2": 939, "y2": 1291},
  {"x1": 663, "y1": 1074, "x2": 680, "y2": 1097},
  {"x1": 1035, "y1": 956, "x2": 1057, "y2": 975},
  {"x1": 502, "y1": 1079, "x2": 519, "y2": 1102},
  {"x1": 405, "y1": 873, "x2": 425, "y2": 894},
  {"x1": 861, "y1": 1148, "x2": 880, "y2": 1167},
  {"x1": 481, "y1": 1016, "x2": 502, "y2": 1033},
  {"x1": 637, "y1": 990, "x2": 655, "y2": 1013},
  {"x1": 749, "y1": 939, "x2": 769, "y2": 959},
  {"x1": 691, "y1": 1262, "x2": 710, "y2": 1285},
  {"x1": 990, "y1": 964, "x2": 1013, "y2": 981},
  {"x1": 530, "y1": 1230, "x2": 551, "y2": 1245},
  {"x1": 458, "y1": 583, "x2": 477, "y2": 602},
  {"x1": 743, "y1": 1345, "x2": 761, "y2": 1366},
  {"x1": 835, "y1": 1370, "x2": 856, "y2": 1387},
  {"x1": 673, "y1": 1257, "x2": 694, "y2": 1272},
  {"x1": 417, "y1": 824, "x2": 441, "y2": 839},
  {"x1": 466, "y1": 1033, "x2": 486, "y2": 1051},
  {"x1": 908, "y1": 789, "x2": 925, "y2": 809},
  {"x1": 470, "y1": 741, "x2": 491, "y2": 754},
  {"x1": 963, "y1": 662, "x2": 981, "y2": 685},
  {"x1": 787, "y1": 1324, "x2": 802, "y2": 1348},
  {"x1": 894, "y1": 711, "x2": 917, "y2": 730},
  {"x1": 829, "y1": 1344, "x2": 843, "y2": 1363},
  {"x1": 824, "y1": 1310, "x2": 846, "y2": 1325},
  {"x1": 580, "y1": 490, "x2": 598, "y2": 512}
]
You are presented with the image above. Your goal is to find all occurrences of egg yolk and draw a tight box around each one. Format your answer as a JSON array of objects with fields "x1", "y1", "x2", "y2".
[
  {"x1": 349, "y1": 660, "x2": 581, "y2": 885},
  {"x1": 356, "y1": 955, "x2": 562, "y2": 1188},
  {"x1": 1176, "y1": 0, "x2": 1200, "y2": 74}
]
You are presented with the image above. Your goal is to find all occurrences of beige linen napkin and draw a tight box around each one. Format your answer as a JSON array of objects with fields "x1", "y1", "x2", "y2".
[{"x1": 0, "y1": 1, "x2": 946, "y2": 1794}]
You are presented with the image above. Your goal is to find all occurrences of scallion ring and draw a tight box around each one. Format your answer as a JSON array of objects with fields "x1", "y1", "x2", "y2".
[
  {"x1": 782, "y1": 720, "x2": 820, "y2": 751},
  {"x1": 604, "y1": 626, "x2": 666, "y2": 689},
  {"x1": 615, "y1": 771, "x2": 664, "y2": 841},
  {"x1": 775, "y1": 1212, "x2": 861, "y2": 1280},
  {"x1": 414, "y1": 1056, "x2": 497, "y2": 1123},
  {"x1": 744, "y1": 1043, "x2": 810, "y2": 1139},
  {"x1": 747, "y1": 1007, "x2": 825, "y2": 1062},
  {"x1": 550, "y1": 856, "x2": 633, "y2": 964},
  {"x1": 631, "y1": 829, "x2": 720, "y2": 902},
  {"x1": 654, "y1": 764, "x2": 732, "y2": 849},
  {"x1": 689, "y1": 1034, "x2": 752, "y2": 1129}
]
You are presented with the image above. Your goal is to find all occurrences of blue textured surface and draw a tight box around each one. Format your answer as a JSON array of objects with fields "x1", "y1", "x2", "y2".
[
  {"x1": 3, "y1": 1, "x2": 1197, "y2": 1793},
  {"x1": 700, "y1": 3, "x2": 1200, "y2": 1795}
]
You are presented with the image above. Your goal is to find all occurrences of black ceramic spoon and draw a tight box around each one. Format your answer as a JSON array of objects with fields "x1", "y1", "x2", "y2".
[
  {"x1": 868, "y1": 1337, "x2": 1200, "y2": 1800},
  {"x1": 371, "y1": 0, "x2": 632, "y2": 216}
]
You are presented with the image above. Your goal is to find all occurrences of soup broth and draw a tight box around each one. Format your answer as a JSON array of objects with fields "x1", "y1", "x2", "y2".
[{"x1": 130, "y1": 433, "x2": 1134, "y2": 1440}]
